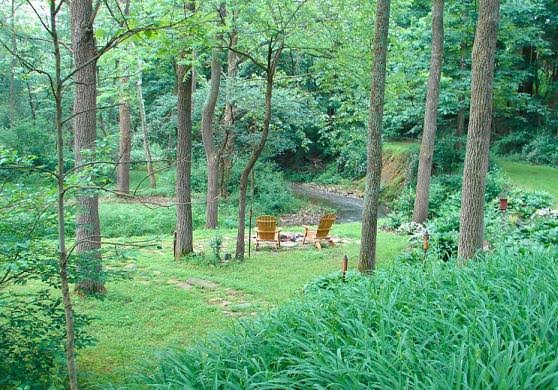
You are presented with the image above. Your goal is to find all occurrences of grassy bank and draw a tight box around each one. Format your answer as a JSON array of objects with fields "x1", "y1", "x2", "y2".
[{"x1": 499, "y1": 160, "x2": 558, "y2": 205}]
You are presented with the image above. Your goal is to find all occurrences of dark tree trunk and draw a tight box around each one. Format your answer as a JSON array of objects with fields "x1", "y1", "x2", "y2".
[
  {"x1": 412, "y1": 0, "x2": 444, "y2": 224},
  {"x1": 117, "y1": 77, "x2": 132, "y2": 194},
  {"x1": 235, "y1": 46, "x2": 283, "y2": 260},
  {"x1": 71, "y1": 0, "x2": 104, "y2": 295},
  {"x1": 359, "y1": 0, "x2": 391, "y2": 274},
  {"x1": 175, "y1": 60, "x2": 194, "y2": 256},
  {"x1": 457, "y1": 0, "x2": 500, "y2": 260},
  {"x1": 26, "y1": 82, "x2": 36, "y2": 122},
  {"x1": 201, "y1": 42, "x2": 222, "y2": 229}
]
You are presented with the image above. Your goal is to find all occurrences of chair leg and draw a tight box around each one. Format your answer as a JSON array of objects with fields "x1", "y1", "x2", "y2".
[
  {"x1": 256, "y1": 240, "x2": 259, "y2": 251},
  {"x1": 315, "y1": 241, "x2": 321, "y2": 250},
  {"x1": 303, "y1": 230, "x2": 307, "y2": 245}
]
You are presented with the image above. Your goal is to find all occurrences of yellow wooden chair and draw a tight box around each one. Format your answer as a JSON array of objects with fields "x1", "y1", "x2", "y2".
[
  {"x1": 303, "y1": 214, "x2": 336, "y2": 249},
  {"x1": 255, "y1": 215, "x2": 281, "y2": 251}
]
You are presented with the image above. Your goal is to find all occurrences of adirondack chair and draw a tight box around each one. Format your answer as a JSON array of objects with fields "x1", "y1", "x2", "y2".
[
  {"x1": 303, "y1": 214, "x2": 336, "y2": 249},
  {"x1": 255, "y1": 215, "x2": 281, "y2": 251}
]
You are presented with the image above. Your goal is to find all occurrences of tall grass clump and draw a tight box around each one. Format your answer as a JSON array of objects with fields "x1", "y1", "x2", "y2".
[{"x1": 140, "y1": 245, "x2": 558, "y2": 388}]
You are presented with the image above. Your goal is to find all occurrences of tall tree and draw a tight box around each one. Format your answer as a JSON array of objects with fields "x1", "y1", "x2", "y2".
[
  {"x1": 175, "y1": 1, "x2": 195, "y2": 257},
  {"x1": 116, "y1": 0, "x2": 132, "y2": 194},
  {"x1": 358, "y1": 0, "x2": 391, "y2": 273},
  {"x1": 8, "y1": 0, "x2": 17, "y2": 125},
  {"x1": 71, "y1": 0, "x2": 104, "y2": 295},
  {"x1": 457, "y1": 0, "x2": 500, "y2": 260},
  {"x1": 201, "y1": 7, "x2": 223, "y2": 229},
  {"x1": 137, "y1": 63, "x2": 157, "y2": 188},
  {"x1": 412, "y1": 0, "x2": 445, "y2": 223}
]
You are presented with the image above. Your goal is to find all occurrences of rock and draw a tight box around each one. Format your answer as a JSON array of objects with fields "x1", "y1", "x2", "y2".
[
  {"x1": 123, "y1": 263, "x2": 137, "y2": 271},
  {"x1": 186, "y1": 277, "x2": 219, "y2": 289},
  {"x1": 176, "y1": 283, "x2": 192, "y2": 290}
]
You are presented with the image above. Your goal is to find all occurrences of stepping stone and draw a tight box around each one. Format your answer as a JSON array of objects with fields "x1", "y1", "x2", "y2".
[
  {"x1": 123, "y1": 263, "x2": 137, "y2": 271},
  {"x1": 176, "y1": 283, "x2": 192, "y2": 290},
  {"x1": 230, "y1": 302, "x2": 252, "y2": 311},
  {"x1": 186, "y1": 278, "x2": 219, "y2": 289}
]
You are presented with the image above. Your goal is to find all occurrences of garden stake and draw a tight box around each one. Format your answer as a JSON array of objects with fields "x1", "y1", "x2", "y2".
[
  {"x1": 248, "y1": 169, "x2": 255, "y2": 258},
  {"x1": 342, "y1": 255, "x2": 348, "y2": 282},
  {"x1": 499, "y1": 192, "x2": 508, "y2": 228},
  {"x1": 423, "y1": 230, "x2": 429, "y2": 260},
  {"x1": 173, "y1": 231, "x2": 177, "y2": 260}
]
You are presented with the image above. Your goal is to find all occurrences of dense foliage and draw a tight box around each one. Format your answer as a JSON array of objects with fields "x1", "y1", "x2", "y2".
[{"x1": 143, "y1": 243, "x2": 558, "y2": 388}]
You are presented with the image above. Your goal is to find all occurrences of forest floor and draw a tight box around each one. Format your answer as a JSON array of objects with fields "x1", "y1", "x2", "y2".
[
  {"x1": 76, "y1": 222, "x2": 407, "y2": 385},
  {"x1": 498, "y1": 160, "x2": 558, "y2": 205}
]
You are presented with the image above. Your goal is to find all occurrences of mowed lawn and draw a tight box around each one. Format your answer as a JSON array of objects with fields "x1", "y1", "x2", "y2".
[
  {"x1": 499, "y1": 160, "x2": 558, "y2": 205},
  {"x1": 75, "y1": 222, "x2": 407, "y2": 386}
]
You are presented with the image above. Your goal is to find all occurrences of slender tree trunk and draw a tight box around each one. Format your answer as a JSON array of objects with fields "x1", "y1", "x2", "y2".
[
  {"x1": 175, "y1": 59, "x2": 194, "y2": 256},
  {"x1": 201, "y1": 42, "x2": 222, "y2": 229},
  {"x1": 235, "y1": 48, "x2": 282, "y2": 259},
  {"x1": 9, "y1": 0, "x2": 17, "y2": 126},
  {"x1": 412, "y1": 0, "x2": 444, "y2": 224},
  {"x1": 50, "y1": 2, "x2": 78, "y2": 388},
  {"x1": 220, "y1": 26, "x2": 238, "y2": 199},
  {"x1": 117, "y1": 86, "x2": 132, "y2": 193},
  {"x1": 359, "y1": 0, "x2": 391, "y2": 273},
  {"x1": 71, "y1": 0, "x2": 104, "y2": 295},
  {"x1": 457, "y1": 0, "x2": 500, "y2": 260},
  {"x1": 456, "y1": 42, "x2": 467, "y2": 136},
  {"x1": 116, "y1": 0, "x2": 131, "y2": 193},
  {"x1": 137, "y1": 68, "x2": 156, "y2": 188},
  {"x1": 26, "y1": 82, "x2": 36, "y2": 122}
]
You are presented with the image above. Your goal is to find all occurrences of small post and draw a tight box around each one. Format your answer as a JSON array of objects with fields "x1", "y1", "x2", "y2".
[
  {"x1": 422, "y1": 230, "x2": 429, "y2": 259},
  {"x1": 499, "y1": 192, "x2": 508, "y2": 227},
  {"x1": 342, "y1": 255, "x2": 348, "y2": 282},
  {"x1": 173, "y1": 231, "x2": 177, "y2": 260}
]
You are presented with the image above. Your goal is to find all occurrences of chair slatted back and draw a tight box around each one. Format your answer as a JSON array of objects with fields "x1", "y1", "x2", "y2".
[
  {"x1": 256, "y1": 215, "x2": 277, "y2": 240},
  {"x1": 316, "y1": 214, "x2": 336, "y2": 238}
]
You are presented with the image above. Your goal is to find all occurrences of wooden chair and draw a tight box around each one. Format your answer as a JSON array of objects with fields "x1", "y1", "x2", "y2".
[
  {"x1": 255, "y1": 215, "x2": 281, "y2": 251},
  {"x1": 303, "y1": 214, "x2": 336, "y2": 249}
]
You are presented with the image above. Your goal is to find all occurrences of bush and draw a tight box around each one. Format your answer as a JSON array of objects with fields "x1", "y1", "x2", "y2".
[
  {"x1": 521, "y1": 134, "x2": 558, "y2": 167},
  {"x1": 141, "y1": 245, "x2": 558, "y2": 388}
]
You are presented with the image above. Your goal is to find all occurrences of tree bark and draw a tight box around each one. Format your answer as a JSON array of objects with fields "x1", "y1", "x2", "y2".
[
  {"x1": 175, "y1": 59, "x2": 194, "y2": 256},
  {"x1": 117, "y1": 78, "x2": 132, "y2": 193},
  {"x1": 116, "y1": 0, "x2": 131, "y2": 194},
  {"x1": 457, "y1": 0, "x2": 500, "y2": 261},
  {"x1": 71, "y1": 0, "x2": 104, "y2": 295},
  {"x1": 456, "y1": 42, "x2": 467, "y2": 136},
  {"x1": 201, "y1": 41, "x2": 222, "y2": 229},
  {"x1": 220, "y1": 24, "x2": 238, "y2": 199},
  {"x1": 359, "y1": 0, "x2": 391, "y2": 274},
  {"x1": 412, "y1": 0, "x2": 444, "y2": 224},
  {"x1": 137, "y1": 68, "x2": 156, "y2": 188},
  {"x1": 235, "y1": 47, "x2": 283, "y2": 260},
  {"x1": 9, "y1": 0, "x2": 17, "y2": 126}
]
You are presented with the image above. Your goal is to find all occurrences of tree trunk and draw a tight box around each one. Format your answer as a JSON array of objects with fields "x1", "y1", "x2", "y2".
[
  {"x1": 412, "y1": 0, "x2": 444, "y2": 224},
  {"x1": 456, "y1": 42, "x2": 467, "y2": 135},
  {"x1": 175, "y1": 59, "x2": 194, "y2": 256},
  {"x1": 137, "y1": 68, "x2": 156, "y2": 188},
  {"x1": 9, "y1": 0, "x2": 17, "y2": 126},
  {"x1": 220, "y1": 26, "x2": 238, "y2": 199},
  {"x1": 117, "y1": 77, "x2": 132, "y2": 193},
  {"x1": 116, "y1": 0, "x2": 131, "y2": 194},
  {"x1": 235, "y1": 49, "x2": 282, "y2": 260},
  {"x1": 51, "y1": 1, "x2": 78, "y2": 387},
  {"x1": 71, "y1": 0, "x2": 104, "y2": 295},
  {"x1": 359, "y1": 0, "x2": 391, "y2": 274},
  {"x1": 201, "y1": 43, "x2": 222, "y2": 229},
  {"x1": 26, "y1": 82, "x2": 36, "y2": 122},
  {"x1": 457, "y1": 0, "x2": 500, "y2": 261}
]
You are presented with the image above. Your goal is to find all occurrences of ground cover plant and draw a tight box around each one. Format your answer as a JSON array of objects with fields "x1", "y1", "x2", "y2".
[{"x1": 142, "y1": 244, "x2": 558, "y2": 388}]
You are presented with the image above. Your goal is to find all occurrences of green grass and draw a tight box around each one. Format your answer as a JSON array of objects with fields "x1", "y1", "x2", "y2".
[
  {"x1": 499, "y1": 160, "x2": 558, "y2": 205},
  {"x1": 75, "y1": 222, "x2": 407, "y2": 385},
  {"x1": 144, "y1": 244, "x2": 558, "y2": 388},
  {"x1": 383, "y1": 140, "x2": 419, "y2": 155}
]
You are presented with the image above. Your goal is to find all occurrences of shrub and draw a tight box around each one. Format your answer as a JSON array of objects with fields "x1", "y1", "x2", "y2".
[
  {"x1": 521, "y1": 134, "x2": 558, "y2": 167},
  {"x1": 141, "y1": 245, "x2": 558, "y2": 388}
]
